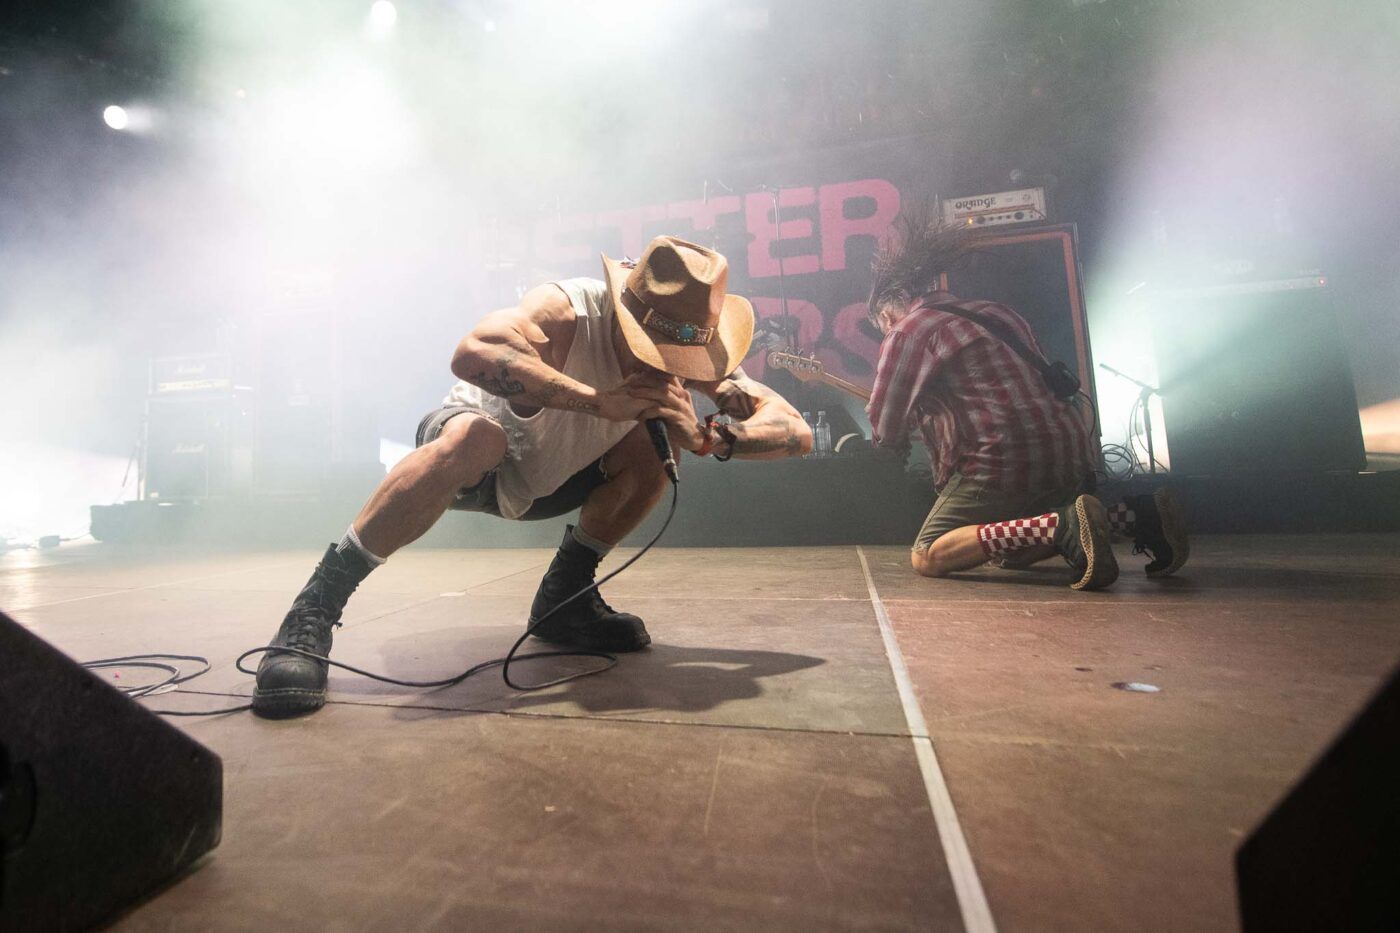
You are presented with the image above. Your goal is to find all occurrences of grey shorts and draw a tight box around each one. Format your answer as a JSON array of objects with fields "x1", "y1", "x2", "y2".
[
  {"x1": 913, "y1": 472, "x2": 1093, "y2": 552},
  {"x1": 414, "y1": 405, "x2": 609, "y2": 521}
]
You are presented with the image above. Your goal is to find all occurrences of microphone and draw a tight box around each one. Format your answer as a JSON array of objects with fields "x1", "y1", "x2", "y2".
[{"x1": 645, "y1": 418, "x2": 679, "y2": 484}]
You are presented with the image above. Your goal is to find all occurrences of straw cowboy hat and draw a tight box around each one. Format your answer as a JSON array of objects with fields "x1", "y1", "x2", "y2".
[{"x1": 601, "y1": 236, "x2": 755, "y2": 382}]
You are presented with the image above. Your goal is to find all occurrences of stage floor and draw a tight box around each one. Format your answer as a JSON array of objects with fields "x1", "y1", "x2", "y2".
[{"x1": 6, "y1": 534, "x2": 1400, "y2": 931}]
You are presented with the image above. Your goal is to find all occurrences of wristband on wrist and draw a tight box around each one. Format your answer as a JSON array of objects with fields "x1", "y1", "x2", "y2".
[
  {"x1": 712, "y1": 420, "x2": 737, "y2": 462},
  {"x1": 692, "y1": 420, "x2": 717, "y2": 457}
]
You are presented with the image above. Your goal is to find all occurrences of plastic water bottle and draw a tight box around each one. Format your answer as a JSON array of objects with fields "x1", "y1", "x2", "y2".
[
  {"x1": 801, "y1": 412, "x2": 813, "y2": 458},
  {"x1": 814, "y1": 411, "x2": 832, "y2": 458}
]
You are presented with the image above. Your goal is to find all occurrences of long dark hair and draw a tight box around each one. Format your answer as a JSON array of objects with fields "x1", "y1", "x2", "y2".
[{"x1": 867, "y1": 203, "x2": 976, "y2": 321}]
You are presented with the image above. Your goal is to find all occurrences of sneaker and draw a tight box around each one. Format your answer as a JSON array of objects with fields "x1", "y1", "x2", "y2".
[
  {"x1": 528, "y1": 526, "x2": 650, "y2": 652},
  {"x1": 252, "y1": 545, "x2": 369, "y2": 718},
  {"x1": 1129, "y1": 488, "x2": 1190, "y2": 577},
  {"x1": 990, "y1": 549, "x2": 1054, "y2": 571},
  {"x1": 1054, "y1": 494, "x2": 1120, "y2": 591}
]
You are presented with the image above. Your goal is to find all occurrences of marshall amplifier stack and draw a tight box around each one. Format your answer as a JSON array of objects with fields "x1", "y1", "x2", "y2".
[
  {"x1": 149, "y1": 353, "x2": 234, "y2": 395},
  {"x1": 138, "y1": 315, "x2": 381, "y2": 506},
  {"x1": 143, "y1": 354, "x2": 254, "y2": 501},
  {"x1": 252, "y1": 310, "x2": 338, "y2": 497}
]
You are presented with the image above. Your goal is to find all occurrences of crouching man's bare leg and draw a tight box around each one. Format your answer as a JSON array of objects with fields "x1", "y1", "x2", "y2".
[
  {"x1": 253, "y1": 414, "x2": 507, "y2": 718},
  {"x1": 527, "y1": 422, "x2": 672, "y2": 652},
  {"x1": 353, "y1": 414, "x2": 507, "y2": 558}
]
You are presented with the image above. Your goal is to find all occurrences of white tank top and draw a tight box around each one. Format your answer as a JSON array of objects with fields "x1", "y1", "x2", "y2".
[{"x1": 442, "y1": 278, "x2": 634, "y2": 519}]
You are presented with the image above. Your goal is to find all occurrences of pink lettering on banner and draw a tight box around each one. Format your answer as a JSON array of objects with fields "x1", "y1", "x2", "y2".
[
  {"x1": 744, "y1": 300, "x2": 881, "y2": 387},
  {"x1": 819, "y1": 178, "x2": 901, "y2": 271},
  {"x1": 831, "y1": 301, "x2": 882, "y2": 378},
  {"x1": 595, "y1": 204, "x2": 669, "y2": 259},
  {"x1": 524, "y1": 178, "x2": 899, "y2": 277},
  {"x1": 745, "y1": 188, "x2": 820, "y2": 278},
  {"x1": 668, "y1": 196, "x2": 742, "y2": 233}
]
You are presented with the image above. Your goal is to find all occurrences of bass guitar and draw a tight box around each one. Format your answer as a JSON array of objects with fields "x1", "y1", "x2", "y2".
[{"x1": 766, "y1": 350, "x2": 872, "y2": 402}]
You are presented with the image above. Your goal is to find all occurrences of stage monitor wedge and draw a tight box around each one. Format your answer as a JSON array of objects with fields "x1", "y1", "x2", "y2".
[
  {"x1": 1236, "y1": 661, "x2": 1400, "y2": 931},
  {"x1": 0, "y1": 612, "x2": 222, "y2": 932}
]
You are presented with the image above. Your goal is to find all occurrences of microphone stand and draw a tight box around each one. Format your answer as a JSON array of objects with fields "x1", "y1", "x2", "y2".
[
  {"x1": 1099, "y1": 363, "x2": 1162, "y2": 475},
  {"x1": 698, "y1": 179, "x2": 795, "y2": 349},
  {"x1": 760, "y1": 184, "x2": 795, "y2": 351}
]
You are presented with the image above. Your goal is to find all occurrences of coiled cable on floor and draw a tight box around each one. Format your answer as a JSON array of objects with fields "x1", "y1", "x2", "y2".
[
  {"x1": 80, "y1": 654, "x2": 252, "y2": 716},
  {"x1": 234, "y1": 481, "x2": 679, "y2": 693}
]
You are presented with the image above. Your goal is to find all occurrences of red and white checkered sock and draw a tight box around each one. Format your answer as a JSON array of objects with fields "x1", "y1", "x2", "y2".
[
  {"x1": 1106, "y1": 502, "x2": 1136, "y2": 538},
  {"x1": 976, "y1": 512, "x2": 1059, "y2": 558}
]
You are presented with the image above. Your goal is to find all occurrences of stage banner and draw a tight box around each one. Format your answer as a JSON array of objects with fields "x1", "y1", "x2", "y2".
[{"x1": 465, "y1": 136, "x2": 947, "y2": 394}]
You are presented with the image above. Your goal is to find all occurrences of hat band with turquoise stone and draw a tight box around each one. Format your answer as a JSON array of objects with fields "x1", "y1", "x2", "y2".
[{"x1": 635, "y1": 302, "x2": 715, "y2": 345}]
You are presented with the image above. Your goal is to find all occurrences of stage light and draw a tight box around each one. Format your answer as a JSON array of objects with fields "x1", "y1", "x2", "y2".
[
  {"x1": 100, "y1": 104, "x2": 157, "y2": 134},
  {"x1": 369, "y1": 1, "x2": 398, "y2": 30},
  {"x1": 102, "y1": 105, "x2": 129, "y2": 130},
  {"x1": 484, "y1": 20, "x2": 497, "y2": 33}
]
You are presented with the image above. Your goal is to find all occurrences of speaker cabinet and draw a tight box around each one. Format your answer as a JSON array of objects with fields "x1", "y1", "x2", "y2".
[
  {"x1": 943, "y1": 224, "x2": 1098, "y2": 425},
  {"x1": 253, "y1": 309, "x2": 378, "y2": 496},
  {"x1": 1237, "y1": 662, "x2": 1400, "y2": 930},
  {"x1": 0, "y1": 612, "x2": 222, "y2": 931},
  {"x1": 1146, "y1": 277, "x2": 1365, "y2": 475},
  {"x1": 143, "y1": 391, "x2": 254, "y2": 501}
]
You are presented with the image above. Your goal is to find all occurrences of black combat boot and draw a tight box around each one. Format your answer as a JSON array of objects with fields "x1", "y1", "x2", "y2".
[
  {"x1": 252, "y1": 544, "x2": 373, "y2": 718},
  {"x1": 527, "y1": 525, "x2": 651, "y2": 651},
  {"x1": 1126, "y1": 489, "x2": 1190, "y2": 577},
  {"x1": 1053, "y1": 494, "x2": 1120, "y2": 591}
]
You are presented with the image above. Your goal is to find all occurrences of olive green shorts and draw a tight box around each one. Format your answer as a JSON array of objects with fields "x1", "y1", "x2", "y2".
[{"x1": 913, "y1": 472, "x2": 1092, "y2": 552}]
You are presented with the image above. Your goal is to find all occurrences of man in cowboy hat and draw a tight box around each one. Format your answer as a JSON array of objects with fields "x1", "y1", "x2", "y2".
[{"x1": 252, "y1": 235, "x2": 812, "y2": 718}]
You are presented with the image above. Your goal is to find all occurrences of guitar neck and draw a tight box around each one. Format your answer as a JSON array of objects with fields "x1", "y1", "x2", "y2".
[{"x1": 816, "y1": 371, "x2": 872, "y2": 402}]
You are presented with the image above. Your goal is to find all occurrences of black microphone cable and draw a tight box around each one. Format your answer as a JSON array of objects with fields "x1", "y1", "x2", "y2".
[
  {"x1": 79, "y1": 653, "x2": 253, "y2": 716},
  {"x1": 232, "y1": 479, "x2": 678, "y2": 693},
  {"x1": 95, "y1": 423, "x2": 685, "y2": 714}
]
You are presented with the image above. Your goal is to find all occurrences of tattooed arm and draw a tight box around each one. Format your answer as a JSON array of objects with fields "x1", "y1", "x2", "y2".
[
  {"x1": 692, "y1": 367, "x2": 813, "y2": 460},
  {"x1": 451, "y1": 285, "x2": 649, "y2": 422}
]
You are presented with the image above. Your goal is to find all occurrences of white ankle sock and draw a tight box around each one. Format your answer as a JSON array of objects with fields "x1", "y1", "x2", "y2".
[
  {"x1": 338, "y1": 525, "x2": 386, "y2": 566},
  {"x1": 571, "y1": 525, "x2": 614, "y2": 557}
]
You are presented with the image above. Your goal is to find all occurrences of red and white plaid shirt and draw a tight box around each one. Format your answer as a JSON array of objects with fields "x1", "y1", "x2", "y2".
[{"x1": 867, "y1": 292, "x2": 1096, "y2": 493}]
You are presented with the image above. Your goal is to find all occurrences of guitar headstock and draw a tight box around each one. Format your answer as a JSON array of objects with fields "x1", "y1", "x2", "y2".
[{"x1": 766, "y1": 350, "x2": 826, "y2": 383}]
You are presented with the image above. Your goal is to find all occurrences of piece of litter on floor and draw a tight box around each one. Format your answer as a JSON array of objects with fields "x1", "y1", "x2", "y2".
[
  {"x1": 440, "y1": 591, "x2": 467, "y2": 597},
  {"x1": 544, "y1": 805, "x2": 557, "y2": 813},
  {"x1": 1112, "y1": 681, "x2": 1161, "y2": 693},
  {"x1": 1074, "y1": 666, "x2": 1093, "y2": 672}
]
